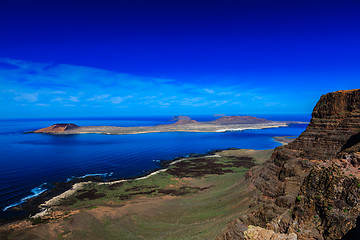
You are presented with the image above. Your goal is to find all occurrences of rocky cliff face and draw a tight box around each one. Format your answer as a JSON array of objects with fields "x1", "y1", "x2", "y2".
[
  {"x1": 218, "y1": 89, "x2": 360, "y2": 240},
  {"x1": 275, "y1": 90, "x2": 360, "y2": 161},
  {"x1": 34, "y1": 123, "x2": 79, "y2": 133}
]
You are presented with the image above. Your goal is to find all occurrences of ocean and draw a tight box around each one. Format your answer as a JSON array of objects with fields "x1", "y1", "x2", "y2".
[{"x1": 0, "y1": 114, "x2": 310, "y2": 219}]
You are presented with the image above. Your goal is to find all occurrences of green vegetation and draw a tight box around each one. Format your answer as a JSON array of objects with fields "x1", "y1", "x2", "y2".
[
  {"x1": 30, "y1": 217, "x2": 48, "y2": 225},
  {"x1": 31, "y1": 149, "x2": 273, "y2": 240},
  {"x1": 296, "y1": 196, "x2": 302, "y2": 202}
]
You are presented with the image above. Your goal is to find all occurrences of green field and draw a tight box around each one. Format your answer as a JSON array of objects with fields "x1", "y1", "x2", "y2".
[{"x1": 3, "y1": 149, "x2": 273, "y2": 240}]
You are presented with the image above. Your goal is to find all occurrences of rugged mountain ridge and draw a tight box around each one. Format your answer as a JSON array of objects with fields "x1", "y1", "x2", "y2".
[
  {"x1": 218, "y1": 89, "x2": 360, "y2": 240},
  {"x1": 213, "y1": 116, "x2": 272, "y2": 125}
]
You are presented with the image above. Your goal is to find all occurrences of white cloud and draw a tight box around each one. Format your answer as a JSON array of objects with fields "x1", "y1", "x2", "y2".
[
  {"x1": 0, "y1": 58, "x2": 275, "y2": 114},
  {"x1": 14, "y1": 92, "x2": 39, "y2": 102},
  {"x1": 69, "y1": 96, "x2": 79, "y2": 102},
  {"x1": 87, "y1": 94, "x2": 110, "y2": 101},
  {"x1": 35, "y1": 103, "x2": 50, "y2": 107},
  {"x1": 51, "y1": 97, "x2": 64, "y2": 102},
  {"x1": 218, "y1": 92, "x2": 233, "y2": 96},
  {"x1": 204, "y1": 88, "x2": 215, "y2": 94},
  {"x1": 51, "y1": 96, "x2": 79, "y2": 103},
  {"x1": 252, "y1": 96, "x2": 263, "y2": 100},
  {"x1": 110, "y1": 97, "x2": 124, "y2": 104}
]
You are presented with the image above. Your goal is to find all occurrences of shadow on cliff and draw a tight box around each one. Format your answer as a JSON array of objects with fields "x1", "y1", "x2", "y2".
[
  {"x1": 342, "y1": 216, "x2": 360, "y2": 240},
  {"x1": 340, "y1": 132, "x2": 360, "y2": 152}
]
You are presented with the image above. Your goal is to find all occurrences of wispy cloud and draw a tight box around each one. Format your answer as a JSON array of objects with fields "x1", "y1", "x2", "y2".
[
  {"x1": 35, "y1": 103, "x2": 50, "y2": 107},
  {"x1": 69, "y1": 96, "x2": 79, "y2": 102},
  {"x1": 14, "y1": 92, "x2": 39, "y2": 102},
  {"x1": 0, "y1": 58, "x2": 280, "y2": 116},
  {"x1": 204, "y1": 88, "x2": 215, "y2": 94},
  {"x1": 87, "y1": 94, "x2": 110, "y2": 101},
  {"x1": 110, "y1": 97, "x2": 124, "y2": 104}
]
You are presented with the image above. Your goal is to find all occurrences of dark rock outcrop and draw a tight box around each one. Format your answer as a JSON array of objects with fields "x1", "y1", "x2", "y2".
[
  {"x1": 213, "y1": 116, "x2": 272, "y2": 125},
  {"x1": 33, "y1": 123, "x2": 79, "y2": 133},
  {"x1": 218, "y1": 89, "x2": 360, "y2": 240}
]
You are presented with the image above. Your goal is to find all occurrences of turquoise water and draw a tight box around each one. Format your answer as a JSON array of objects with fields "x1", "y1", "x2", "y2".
[{"x1": 0, "y1": 115, "x2": 309, "y2": 219}]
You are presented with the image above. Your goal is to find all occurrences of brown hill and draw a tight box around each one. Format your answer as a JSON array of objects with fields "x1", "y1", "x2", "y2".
[
  {"x1": 212, "y1": 116, "x2": 272, "y2": 125},
  {"x1": 218, "y1": 89, "x2": 360, "y2": 240},
  {"x1": 34, "y1": 123, "x2": 79, "y2": 133},
  {"x1": 172, "y1": 119, "x2": 198, "y2": 125}
]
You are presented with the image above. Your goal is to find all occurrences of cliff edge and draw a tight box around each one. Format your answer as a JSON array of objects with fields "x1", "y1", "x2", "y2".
[
  {"x1": 274, "y1": 89, "x2": 360, "y2": 161},
  {"x1": 218, "y1": 89, "x2": 360, "y2": 240}
]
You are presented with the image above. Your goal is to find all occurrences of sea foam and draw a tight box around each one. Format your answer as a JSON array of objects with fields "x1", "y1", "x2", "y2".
[{"x1": 2, "y1": 183, "x2": 47, "y2": 211}]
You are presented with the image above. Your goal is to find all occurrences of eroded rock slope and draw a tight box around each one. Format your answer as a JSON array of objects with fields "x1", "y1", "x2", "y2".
[{"x1": 218, "y1": 89, "x2": 360, "y2": 240}]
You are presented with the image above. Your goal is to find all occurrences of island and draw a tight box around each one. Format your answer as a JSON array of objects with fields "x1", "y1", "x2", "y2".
[{"x1": 31, "y1": 115, "x2": 301, "y2": 135}]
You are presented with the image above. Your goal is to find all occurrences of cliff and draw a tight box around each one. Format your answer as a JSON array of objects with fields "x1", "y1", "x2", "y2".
[
  {"x1": 274, "y1": 89, "x2": 360, "y2": 161},
  {"x1": 33, "y1": 123, "x2": 79, "y2": 133},
  {"x1": 218, "y1": 89, "x2": 360, "y2": 240}
]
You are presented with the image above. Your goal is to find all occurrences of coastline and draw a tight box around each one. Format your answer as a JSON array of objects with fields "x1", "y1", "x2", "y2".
[
  {"x1": 1, "y1": 147, "x2": 275, "y2": 239},
  {"x1": 0, "y1": 118, "x2": 303, "y2": 226},
  {"x1": 0, "y1": 147, "x2": 229, "y2": 224},
  {"x1": 31, "y1": 121, "x2": 296, "y2": 135},
  {"x1": 0, "y1": 140, "x2": 280, "y2": 229},
  {"x1": 272, "y1": 136, "x2": 297, "y2": 145}
]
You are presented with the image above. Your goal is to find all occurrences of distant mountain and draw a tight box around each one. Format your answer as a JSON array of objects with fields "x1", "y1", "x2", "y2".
[
  {"x1": 34, "y1": 123, "x2": 79, "y2": 133},
  {"x1": 168, "y1": 116, "x2": 192, "y2": 122},
  {"x1": 212, "y1": 116, "x2": 272, "y2": 125},
  {"x1": 169, "y1": 115, "x2": 198, "y2": 125},
  {"x1": 172, "y1": 119, "x2": 198, "y2": 125}
]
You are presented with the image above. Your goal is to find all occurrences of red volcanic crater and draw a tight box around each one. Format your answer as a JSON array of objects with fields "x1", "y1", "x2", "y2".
[{"x1": 34, "y1": 123, "x2": 79, "y2": 133}]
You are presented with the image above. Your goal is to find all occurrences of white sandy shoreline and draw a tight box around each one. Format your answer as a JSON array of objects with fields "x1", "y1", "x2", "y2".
[{"x1": 31, "y1": 154, "x2": 215, "y2": 218}]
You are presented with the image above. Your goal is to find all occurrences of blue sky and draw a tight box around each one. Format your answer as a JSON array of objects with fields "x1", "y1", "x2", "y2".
[{"x1": 0, "y1": 0, "x2": 359, "y2": 118}]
